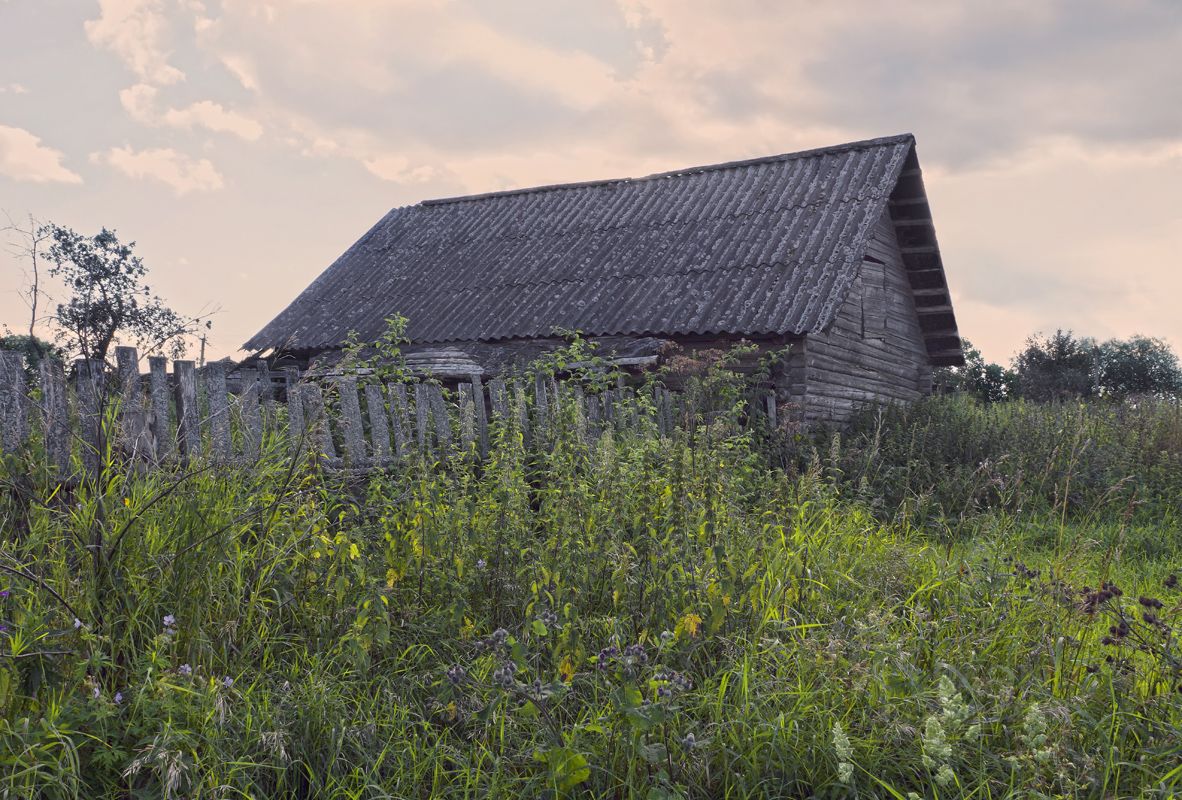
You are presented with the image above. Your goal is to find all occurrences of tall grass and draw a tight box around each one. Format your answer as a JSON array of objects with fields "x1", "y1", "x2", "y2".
[{"x1": 1, "y1": 389, "x2": 1180, "y2": 798}]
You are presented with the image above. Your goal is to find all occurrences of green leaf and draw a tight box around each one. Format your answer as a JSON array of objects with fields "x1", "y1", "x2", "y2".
[{"x1": 531, "y1": 619, "x2": 549, "y2": 636}]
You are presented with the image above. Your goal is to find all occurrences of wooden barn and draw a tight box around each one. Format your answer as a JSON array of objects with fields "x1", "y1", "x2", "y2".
[{"x1": 246, "y1": 133, "x2": 964, "y2": 426}]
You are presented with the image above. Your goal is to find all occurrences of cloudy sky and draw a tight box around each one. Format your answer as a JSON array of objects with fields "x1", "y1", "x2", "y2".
[{"x1": 1, "y1": 0, "x2": 1179, "y2": 363}]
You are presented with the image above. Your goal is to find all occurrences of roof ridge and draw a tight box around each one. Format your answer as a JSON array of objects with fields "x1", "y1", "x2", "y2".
[{"x1": 418, "y1": 133, "x2": 914, "y2": 208}]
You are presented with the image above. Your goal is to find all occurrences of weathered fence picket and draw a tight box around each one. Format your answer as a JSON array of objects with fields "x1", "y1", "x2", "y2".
[{"x1": 0, "y1": 351, "x2": 774, "y2": 482}]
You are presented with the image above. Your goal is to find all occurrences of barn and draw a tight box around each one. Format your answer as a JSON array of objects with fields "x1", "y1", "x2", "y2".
[{"x1": 245, "y1": 133, "x2": 963, "y2": 426}]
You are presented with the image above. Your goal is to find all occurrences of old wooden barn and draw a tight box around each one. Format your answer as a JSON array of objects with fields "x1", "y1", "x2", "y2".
[{"x1": 246, "y1": 133, "x2": 964, "y2": 426}]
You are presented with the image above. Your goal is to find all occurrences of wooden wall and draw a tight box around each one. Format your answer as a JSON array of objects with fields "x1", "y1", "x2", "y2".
[{"x1": 789, "y1": 209, "x2": 933, "y2": 426}]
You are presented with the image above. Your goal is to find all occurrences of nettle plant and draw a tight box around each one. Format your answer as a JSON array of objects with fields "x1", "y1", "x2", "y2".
[
  {"x1": 438, "y1": 617, "x2": 706, "y2": 796},
  {"x1": 337, "y1": 315, "x2": 413, "y2": 385}
]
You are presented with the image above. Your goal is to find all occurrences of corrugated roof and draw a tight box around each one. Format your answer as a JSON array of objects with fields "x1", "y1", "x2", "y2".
[{"x1": 246, "y1": 133, "x2": 945, "y2": 353}]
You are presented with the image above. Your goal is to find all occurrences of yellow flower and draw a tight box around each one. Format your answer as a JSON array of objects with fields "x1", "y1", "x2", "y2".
[{"x1": 558, "y1": 655, "x2": 576, "y2": 683}]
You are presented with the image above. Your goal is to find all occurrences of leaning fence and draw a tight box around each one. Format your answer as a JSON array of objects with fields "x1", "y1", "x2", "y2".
[{"x1": 0, "y1": 346, "x2": 779, "y2": 480}]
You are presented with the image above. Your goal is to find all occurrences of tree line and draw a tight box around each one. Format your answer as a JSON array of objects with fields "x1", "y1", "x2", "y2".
[{"x1": 936, "y1": 330, "x2": 1182, "y2": 402}]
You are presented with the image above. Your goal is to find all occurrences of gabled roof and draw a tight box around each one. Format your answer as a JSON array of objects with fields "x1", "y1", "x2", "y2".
[{"x1": 246, "y1": 133, "x2": 963, "y2": 365}]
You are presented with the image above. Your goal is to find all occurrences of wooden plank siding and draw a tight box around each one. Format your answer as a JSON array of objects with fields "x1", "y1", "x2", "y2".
[{"x1": 794, "y1": 209, "x2": 932, "y2": 426}]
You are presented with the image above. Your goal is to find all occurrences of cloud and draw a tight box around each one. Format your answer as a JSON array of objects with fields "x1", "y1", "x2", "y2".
[
  {"x1": 85, "y1": 0, "x2": 185, "y2": 85},
  {"x1": 0, "y1": 125, "x2": 83, "y2": 184},
  {"x1": 0, "y1": 83, "x2": 29, "y2": 94},
  {"x1": 92, "y1": 146, "x2": 223, "y2": 194},
  {"x1": 362, "y1": 155, "x2": 437, "y2": 184},
  {"x1": 120, "y1": 83, "x2": 263, "y2": 141}
]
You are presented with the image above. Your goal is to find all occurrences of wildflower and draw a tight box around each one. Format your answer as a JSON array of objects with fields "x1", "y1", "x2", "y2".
[
  {"x1": 222, "y1": 676, "x2": 234, "y2": 689},
  {"x1": 1138, "y1": 596, "x2": 1164, "y2": 609},
  {"x1": 163, "y1": 614, "x2": 176, "y2": 628},
  {"x1": 659, "y1": 630, "x2": 674, "y2": 644},
  {"x1": 476, "y1": 559, "x2": 487, "y2": 570},
  {"x1": 623, "y1": 643, "x2": 648, "y2": 664},
  {"x1": 92, "y1": 686, "x2": 100, "y2": 699},
  {"x1": 74, "y1": 618, "x2": 83, "y2": 629},
  {"x1": 178, "y1": 664, "x2": 193, "y2": 677},
  {"x1": 0, "y1": 589, "x2": 9, "y2": 598},
  {"x1": 539, "y1": 609, "x2": 558, "y2": 627},
  {"x1": 445, "y1": 665, "x2": 467, "y2": 685},
  {"x1": 492, "y1": 663, "x2": 516, "y2": 688},
  {"x1": 114, "y1": 692, "x2": 123, "y2": 705},
  {"x1": 1165, "y1": 574, "x2": 1178, "y2": 590},
  {"x1": 491, "y1": 628, "x2": 509, "y2": 645},
  {"x1": 680, "y1": 732, "x2": 697, "y2": 751}
]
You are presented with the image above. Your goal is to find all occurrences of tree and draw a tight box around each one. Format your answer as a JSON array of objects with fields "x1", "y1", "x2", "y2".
[
  {"x1": 2, "y1": 211, "x2": 51, "y2": 359},
  {"x1": 1095, "y1": 335, "x2": 1182, "y2": 397},
  {"x1": 1012, "y1": 330, "x2": 1097, "y2": 401},
  {"x1": 0, "y1": 334, "x2": 61, "y2": 379},
  {"x1": 41, "y1": 223, "x2": 211, "y2": 363},
  {"x1": 933, "y1": 338, "x2": 1016, "y2": 402}
]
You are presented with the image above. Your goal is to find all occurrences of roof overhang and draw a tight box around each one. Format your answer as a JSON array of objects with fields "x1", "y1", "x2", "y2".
[{"x1": 886, "y1": 145, "x2": 965, "y2": 367}]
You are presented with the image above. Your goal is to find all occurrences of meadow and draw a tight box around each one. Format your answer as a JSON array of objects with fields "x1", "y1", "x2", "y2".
[{"x1": 2, "y1": 376, "x2": 1181, "y2": 798}]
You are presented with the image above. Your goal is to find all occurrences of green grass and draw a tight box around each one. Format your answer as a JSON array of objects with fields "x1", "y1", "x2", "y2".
[{"x1": 1, "y1": 392, "x2": 1180, "y2": 798}]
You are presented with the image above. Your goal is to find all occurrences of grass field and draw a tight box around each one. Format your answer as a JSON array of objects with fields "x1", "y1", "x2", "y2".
[{"x1": 2, "y1": 390, "x2": 1181, "y2": 798}]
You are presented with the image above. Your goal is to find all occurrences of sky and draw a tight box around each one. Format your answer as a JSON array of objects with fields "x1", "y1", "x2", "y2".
[{"x1": 1, "y1": 0, "x2": 1180, "y2": 364}]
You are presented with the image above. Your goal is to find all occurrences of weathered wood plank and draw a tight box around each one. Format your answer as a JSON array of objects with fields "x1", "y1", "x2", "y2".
[
  {"x1": 115, "y1": 347, "x2": 155, "y2": 461},
  {"x1": 429, "y1": 384, "x2": 452, "y2": 451},
  {"x1": 148, "y1": 356, "x2": 173, "y2": 461},
  {"x1": 205, "y1": 361, "x2": 232, "y2": 461},
  {"x1": 0, "y1": 351, "x2": 28, "y2": 453},
  {"x1": 337, "y1": 376, "x2": 367, "y2": 466},
  {"x1": 300, "y1": 383, "x2": 336, "y2": 459},
  {"x1": 471, "y1": 373, "x2": 488, "y2": 457},
  {"x1": 414, "y1": 383, "x2": 431, "y2": 455},
  {"x1": 488, "y1": 378, "x2": 508, "y2": 421},
  {"x1": 39, "y1": 358, "x2": 70, "y2": 473},
  {"x1": 285, "y1": 370, "x2": 307, "y2": 456},
  {"x1": 173, "y1": 360, "x2": 201, "y2": 462},
  {"x1": 533, "y1": 373, "x2": 550, "y2": 437},
  {"x1": 514, "y1": 382, "x2": 530, "y2": 449},
  {"x1": 458, "y1": 382, "x2": 476, "y2": 453},
  {"x1": 364, "y1": 383, "x2": 391, "y2": 462},
  {"x1": 388, "y1": 382, "x2": 410, "y2": 459},
  {"x1": 239, "y1": 379, "x2": 262, "y2": 460},
  {"x1": 76, "y1": 360, "x2": 105, "y2": 477}
]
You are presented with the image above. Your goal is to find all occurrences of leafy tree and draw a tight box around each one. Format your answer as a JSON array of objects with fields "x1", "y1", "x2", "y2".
[
  {"x1": 41, "y1": 223, "x2": 210, "y2": 363},
  {"x1": 1095, "y1": 335, "x2": 1182, "y2": 397},
  {"x1": 0, "y1": 334, "x2": 61, "y2": 379},
  {"x1": 933, "y1": 338, "x2": 1016, "y2": 403},
  {"x1": 1012, "y1": 330, "x2": 1097, "y2": 401}
]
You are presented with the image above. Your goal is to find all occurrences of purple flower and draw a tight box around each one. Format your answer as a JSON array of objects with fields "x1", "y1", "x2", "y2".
[
  {"x1": 92, "y1": 686, "x2": 100, "y2": 699},
  {"x1": 0, "y1": 589, "x2": 10, "y2": 599},
  {"x1": 162, "y1": 614, "x2": 176, "y2": 628},
  {"x1": 114, "y1": 692, "x2": 123, "y2": 705},
  {"x1": 222, "y1": 676, "x2": 234, "y2": 689},
  {"x1": 178, "y1": 664, "x2": 192, "y2": 677},
  {"x1": 74, "y1": 618, "x2": 83, "y2": 630},
  {"x1": 476, "y1": 559, "x2": 487, "y2": 570}
]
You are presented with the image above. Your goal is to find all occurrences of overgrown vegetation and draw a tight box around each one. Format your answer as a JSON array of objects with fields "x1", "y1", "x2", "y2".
[{"x1": 2, "y1": 369, "x2": 1181, "y2": 798}]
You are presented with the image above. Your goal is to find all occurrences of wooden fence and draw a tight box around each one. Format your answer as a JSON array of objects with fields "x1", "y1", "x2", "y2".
[{"x1": 0, "y1": 346, "x2": 778, "y2": 479}]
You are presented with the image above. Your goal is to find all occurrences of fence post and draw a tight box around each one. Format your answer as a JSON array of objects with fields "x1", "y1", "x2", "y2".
[
  {"x1": 299, "y1": 383, "x2": 336, "y2": 461},
  {"x1": 76, "y1": 359, "x2": 105, "y2": 478},
  {"x1": 364, "y1": 383, "x2": 391, "y2": 464},
  {"x1": 148, "y1": 356, "x2": 173, "y2": 461},
  {"x1": 514, "y1": 382, "x2": 530, "y2": 450},
  {"x1": 205, "y1": 361, "x2": 232, "y2": 461},
  {"x1": 39, "y1": 358, "x2": 70, "y2": 473},
  {"x1": 0, "y1": 351, "x2": 28, "y2": 454},
  {"x1": 388, "y1": 382, "x2": 410, "y2": 459},
  {"x1": 115, "y1": 346, "x2": 154, "y2": 461},
  {"x1": 429, "y1": 384, "x2": 451, "y2": 452},
  {"x1": 459, "y1": 382, "x2": 476, "y2": 454},
  {"x1": 471, "y1": 373, "x2": 488, "y2": 457},
  {"x1": 285, "y1": 369, "x2": 306, "y2": 456},
  {"x1": 337, "y1": 376, "x2": 367, "y2": 467},
  {"x1": 239, "y1": 376, "x2": 262, "y2": 461},
  {"x1": 173, "y1": 360, "x2": 201, "y2": 462},
  {"x1": 414, "y1": 383, "x2": 431, "y2": 456}
]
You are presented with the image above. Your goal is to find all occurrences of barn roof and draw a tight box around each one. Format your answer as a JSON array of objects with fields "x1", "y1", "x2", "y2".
[{"x1": 246, "y1": 133, "x2": 963, "y2": 365}]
